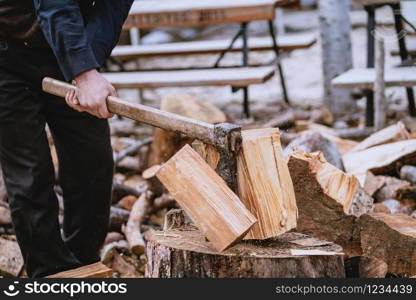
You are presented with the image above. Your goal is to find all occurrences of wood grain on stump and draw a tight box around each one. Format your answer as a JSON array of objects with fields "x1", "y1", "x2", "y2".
[{"x1": 146, "y1": 229, "x2": 345, "y2": 278}]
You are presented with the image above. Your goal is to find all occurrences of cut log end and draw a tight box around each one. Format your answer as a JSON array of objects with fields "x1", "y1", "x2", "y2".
[{"x1": 146, "y1": 229, "x2": 345, "y2": 278}]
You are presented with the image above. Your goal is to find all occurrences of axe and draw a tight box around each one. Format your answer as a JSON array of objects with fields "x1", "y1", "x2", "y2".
[{"x1": 42, "y1": 77, "x2": 241, "y2": 192}]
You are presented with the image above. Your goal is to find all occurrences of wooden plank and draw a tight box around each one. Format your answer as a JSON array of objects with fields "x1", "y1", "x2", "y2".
[
  {"x1": 103, "y1": 66, "x2": 276, "y2": 89},
  {"x1": 125, "y1": 0, "x2": 278, "y2": 29},
  {"x1": 332, "y1": 67, "x2": 416, "y2": 89},
  {"x1": 46, "y1": 263, "x2": 113, "y2": 278},
  {"x1": 112, "y1": 34, "x2": 317, "y2": 60},
  {"x1": 237, "y1": 128, "x2": 298, "y2": 240},
  {"x1": 343, "y1": 139, "x2": 416, "y2": 181},
  {"x1": 391, "y1": 39, "x2": 416, "y2": 56},
  {"x1": 156, "y1": 144, "x2": 257, "y2": 252}
]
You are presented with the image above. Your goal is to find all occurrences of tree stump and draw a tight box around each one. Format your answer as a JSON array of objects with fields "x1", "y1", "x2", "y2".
[{"x1": 146, "y1": 229, "x2": 345, "y2": 278}]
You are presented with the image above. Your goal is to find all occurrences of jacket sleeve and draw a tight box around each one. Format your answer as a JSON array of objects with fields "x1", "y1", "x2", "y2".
[
  {"x1": 86, "y1": 0, "x2": 135, "y2": 68},
  {"x1": 33, "y1": 0, "x2": 100, "y2": 81}
]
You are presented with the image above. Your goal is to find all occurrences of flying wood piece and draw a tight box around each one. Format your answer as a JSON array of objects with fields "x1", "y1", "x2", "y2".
[
  {"x1": 237, "y1": 128, "x2": 298, "y2": 240},
  {"x1": 156, "y1": 145, "x2": 257, "y2": 252},
  {"x1": 42, "y1": 78, "x2": 242, "y2": 191},
  {"x1": 288, "y1": 151, "x2": 373, "y2": 256},
  {"x1": 359, "y1": 213, "x2": 416, "y2": 277}
]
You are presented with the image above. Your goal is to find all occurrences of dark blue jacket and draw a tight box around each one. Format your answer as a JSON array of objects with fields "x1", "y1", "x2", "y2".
[{"x1": 33, "y1": 0, "x2": 134, "y2": 81}]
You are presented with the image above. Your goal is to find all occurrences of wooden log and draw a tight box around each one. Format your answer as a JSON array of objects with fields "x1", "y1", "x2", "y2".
[
  {"x1": 284, "y1": 131, "x2": 344, "y2": 170},
  {"x1": 152, "y1": 193, "x2": 177, "y2": 213},
  {"x1": 374, "y1": 37, "x2": 386, "y2": 130},
  {"x1": 359, "y1": 213, "x2": 416, "y2": 276},
  {"x1": 400, "y1": 165, "x2": 416, "y2": 184},
  {"x1": 363, "y1": 171, "x2": 385, "y2": 196},
  {"x1": 237, "y1": 128, "x2": 298, "y2": 240},
  {"x1": 156, "y1": 145, "x2": 257, "y2": 252},
  {"x1": 163, "y1": 208, "x2": 195, "y2": 231},
  {"x1": 343, "y1": 140, "x2": 416, "y2": 182},
  {"x1": 344, "y1": 256, "x2": 388, "y2": 278},
  {"x1": 125, "y1": 191, "x2": 153, "y2": 255},
  {"x1": 288, "y1": 151, "x2": 372, "y2": 256},
  {"x1": 191, "y1": 140, "x2": 220, "y2": 170},
  {"x1": 110, "y1": 206, "x2": 130, "y2": 233},
  {"x1": 263, "y1": 109, "x2": 311, "y2": 129},
  {"x1": 0, "y1": 168, "x2": 6, "y2": 202},
  {"x1": 148, "y1": 93, "x2": 226, "y2": 166},
  {"x1": 0, "y1": 237, "x2": 24, "y2": 277},
  {"x1": 351, "y1": 122, "x2": 410, "y2": 152},
  {"x1": 46, "y1": 262, "x2": 113, "y2": 278},
  {"x1": 118, "y1": 195, "x2": 138, "y2": 211},
  {"x1": 146, "y1": 229, "x2": 345, "y2": 278}
]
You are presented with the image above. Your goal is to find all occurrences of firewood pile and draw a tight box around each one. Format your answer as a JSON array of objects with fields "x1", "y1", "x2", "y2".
[{"x1": 1, "y1": 94, "x2": 416, "y2": 278}]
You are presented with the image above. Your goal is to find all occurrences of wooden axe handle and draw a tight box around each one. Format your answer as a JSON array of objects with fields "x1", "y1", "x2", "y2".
[{"x1": 42, "y1": 77, "x2": 216, "y2": 144}]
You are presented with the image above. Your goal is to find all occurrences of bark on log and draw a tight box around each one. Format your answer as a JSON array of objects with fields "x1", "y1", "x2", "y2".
[
  {"x1": 288, "y1": 151, "x2": 373, "y2": 256},
  {"x1": 156, "y1": 145, "x2": 256, "y2": 251},
  {"x1": 359, "y1": 213, "x2": 416, "y2": 276},
  {"x1": 146, "y1": 229, "x2": 345, "y2": 278},
  {"x1": 0, "y1": 236, "x2": 24, "y2": 277},
  {"x1": 148, "y1": 93, "x2": 226, "y2": 166},
  {"x1": 284, "y1": 131, "x2": 344, "y2": 170},
  {"x1": 237, "y1": 128, "x2": 298, "y2": 240}
]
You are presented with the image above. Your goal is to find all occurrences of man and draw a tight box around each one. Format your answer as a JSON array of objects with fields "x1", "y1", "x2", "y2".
[{"x1": 0, "y1": 0, "x2": 134, "y2": 277}]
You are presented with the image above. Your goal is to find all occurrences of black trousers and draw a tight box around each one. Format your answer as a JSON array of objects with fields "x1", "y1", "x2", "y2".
[{"x1": 0, "y1": 37, "x2": 114, "y2": 278}]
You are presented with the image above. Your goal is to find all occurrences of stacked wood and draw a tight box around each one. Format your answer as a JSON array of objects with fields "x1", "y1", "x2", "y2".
[
  {"x1": 156, "y1": 145, "x2": 257, "y2": 251},
  {"x1": 343, "y1": 140, "x2": 416, "y2": 185},
  {"x1": 0, "y1": 237, "x2": 24, "y2": 277},
  {"x1": 359, "y1": 213, "x2": 416, "y2": 276},
  {"x1": 284, "y1": 131, "x2": 344, "y2": 170},
  {"x1": 0, "y1": 206, "x2": 11, "y2": 226},
  {"x1": 46, "y1": 262, "x2": 112, "y2": 278},
  {"x1": 288, "y1": 151, "x2": 373, "y2": 256},
  {"x1": 124, "y1": 191, "x2": 154, "y2": 255},
  {"x1": 263, "y1": 109, "x2": 311, "y2": 129},
  {"x1": 363, "y1": 171, "x2": 386, "y2": 196},
  {"x1": 237, "y1": 128, "x2": 298, "y2": 240},
  {"x1": 148, "y1": 93, "x2": 226, "y2": 166},
  {"x1": 351, "y1": 122, "x2": 409, "y2": 153},
  {"x1": 146, "y1": 229, "x2": 345, "y2": 278}
]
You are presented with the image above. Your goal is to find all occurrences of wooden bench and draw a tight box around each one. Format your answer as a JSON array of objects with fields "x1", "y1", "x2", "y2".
[
  {"x1": 331, "y1": 67, "x2": 416, "y2": 89},
  {"x1": 391, "y1": 39, "x2": 416, "y2": 57},
  {"x1": 103, "y1": 66, "x2": 275, "y2": 89},
  {"x1": 111, "y1": 34, "x2": 316, "y2": 61},
  {"x1": 124, "y1": 0, "x2": 298, "y2": 29}
]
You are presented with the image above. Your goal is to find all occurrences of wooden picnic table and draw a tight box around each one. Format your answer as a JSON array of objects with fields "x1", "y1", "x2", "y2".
[
  {"x1": 124, "y1": 0, "x2": 299, "y2": 29},
  {"x1": 120, "y1": 0, "x2": 299, "y2": 118}
]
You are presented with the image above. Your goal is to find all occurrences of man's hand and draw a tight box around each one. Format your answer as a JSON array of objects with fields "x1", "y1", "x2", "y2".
[{"x1": 65, "y1": 69, "x2": 115, "y2": 119}]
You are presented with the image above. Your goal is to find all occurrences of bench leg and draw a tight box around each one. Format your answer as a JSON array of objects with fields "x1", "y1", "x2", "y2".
[
  {"x1": 391, "y1": 3, "x2": 416, "y2": 116},
  {"x1": 268, "y1": 20, "x2": 290, "y2": 105},
  {"x1": 241, "y1": 22, "x2": 250, "y2": 118},
  {"x1": 365, "y1": 5, "x2": 376, "y2": 127},
  {"x1": 213, "y1": 28, "x2": 243, "y2": 68}
]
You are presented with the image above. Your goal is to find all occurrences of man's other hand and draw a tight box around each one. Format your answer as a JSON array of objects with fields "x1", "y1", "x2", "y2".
[{"x1": 65, "y1": 69, "x2": 115, "y2": 119}]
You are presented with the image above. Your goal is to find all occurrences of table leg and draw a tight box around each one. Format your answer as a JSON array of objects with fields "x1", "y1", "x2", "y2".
[
  {"x1": 391, "y1": 3, "x2": 416, "y2": 116},
  {"x1": 268, "y1": 20, "x2": 289, "y2": 104},
  {"x1": 241, "y1": 22, "x2": 250, "y2": 118},
  {"x1": 365, "y1": 5, "x2": 376, "y2": 127}
]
